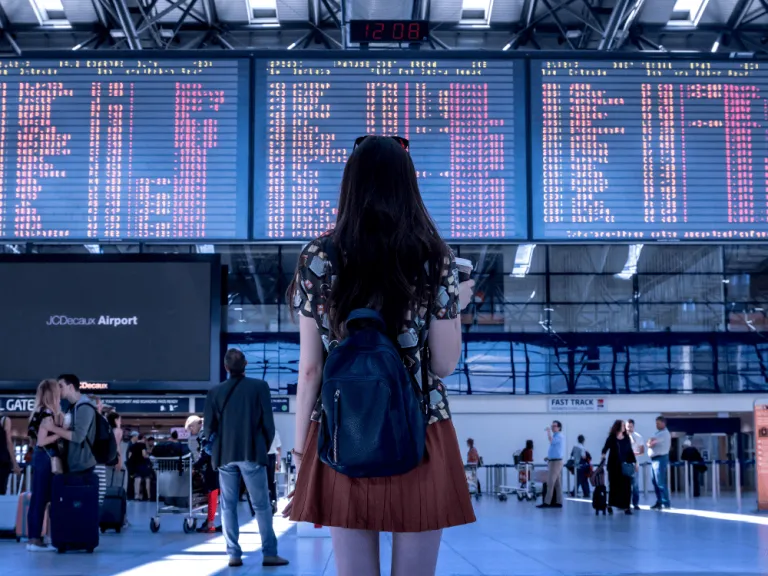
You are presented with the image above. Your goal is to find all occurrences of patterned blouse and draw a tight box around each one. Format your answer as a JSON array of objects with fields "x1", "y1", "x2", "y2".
[{"x1": 293, "y1": 233, "x2": 460, "y2": 425}]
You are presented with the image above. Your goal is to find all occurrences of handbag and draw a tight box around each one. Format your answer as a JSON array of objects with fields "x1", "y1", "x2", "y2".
[
  {"x1": 622, "y1": 462, "x2": 635, "y2": 477},
  {"x1": 47, "y1": 451, "x2": 64, "y2": 475}
]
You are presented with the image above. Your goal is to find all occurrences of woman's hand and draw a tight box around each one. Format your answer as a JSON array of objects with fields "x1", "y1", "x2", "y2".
[
  {"x1": 458, "y1": 280, "x2": 475, "y2": 312},
  {"x1": 281, "y1": 489, "x2": 295, "y2": 518}
]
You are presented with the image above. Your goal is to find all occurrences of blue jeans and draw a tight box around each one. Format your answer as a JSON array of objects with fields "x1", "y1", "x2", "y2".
[
  {"x1": 651, "y1": 455, "x2": 670, "y2": 507},
  {"x1": 218, "y1": 461, "x2": 278, "y2": 560},
  {"x1": 631, "y1": 472, "x2": 640, "y2": 507},
  {"x1": 28, "y1": 448, "x2": 54, "y2": 540},
  {"x1": 576, "y1": 464, "x2": 590, "y2": 498}
]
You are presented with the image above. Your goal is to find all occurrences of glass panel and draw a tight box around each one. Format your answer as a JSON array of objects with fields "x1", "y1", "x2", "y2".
[
  {"x1": 638, "y1": 303, "x2": 724, "y2": 331},
  {"x1": 550, "y1": 304, "x2": 634, "y2": 332},
  {"x1": 638, "y1": 245, "x2": 722, "y2": 274},
  {"x1": 718, "y1": 343, "x2": 768, "y2": 392},
  {"x1": 458, "y1": 245, "x2": 545, "y2": 275},
  {"x1": 225, "y1": 304, "x2": 280, "y2": 333},
  {"x1": 237, "y1": 342, "x2": 299, "y2": 393},
  {"x1": 724, "y1": 246, "x2": 768, "y2": 273},
  {"x1": 142, "y1": 245, "x2": 194, "y2": 253},
  {"x1": 638, "y1": 274, "x2": 723, "y2": 303},
  {"x1": 464, "y1": 341, "x2": 514, "y2": 393},
  {"x1": 548, "y1": 245, "x2": 631, "y2": 274},
  {"x1": 550, "y1": 275, "x2": 634, "y2": 304}
]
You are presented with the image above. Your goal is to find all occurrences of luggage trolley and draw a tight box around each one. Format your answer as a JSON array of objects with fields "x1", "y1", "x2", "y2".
[
  {"x1": 149, "y1": 454, "x2": 211, "y2": 534},
  {"x1": 464, "y1": 464, "x2": 481, "y2": 501}
]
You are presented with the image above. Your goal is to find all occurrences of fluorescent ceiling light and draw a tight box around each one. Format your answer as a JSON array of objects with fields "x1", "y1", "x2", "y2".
[
  {"x1": 511, "y1": 244, "x2": 536, "y2": 278},
  {"x1": 461, "y1": 0, "x2": 493, "y2": 23},
  {"x1": 248, "y1": 0, "x2": 278, "y2": 22},
  {"x1": 29, "y1": 0, "x2": 70, "y2": 25},
  {"x1": 711, "y1": 40, "x2": 719, "y2": 52},
  {"x1": 615, "y1": 244, "x2": 644, "y2": 280},
  {"x1": 668, "y1": 0, "x2": 711, "y2": 26}
]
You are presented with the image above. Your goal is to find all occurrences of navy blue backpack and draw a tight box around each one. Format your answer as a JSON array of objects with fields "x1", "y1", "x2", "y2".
[{"x1": 317, "y1": 308, "x2": 428, "y2": 478}]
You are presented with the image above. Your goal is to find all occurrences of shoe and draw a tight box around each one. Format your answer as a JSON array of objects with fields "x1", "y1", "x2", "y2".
[
  {"x1": 633, "y1": 505, "x2": 641, "y2": 510},
  {"x1": 536, "y1": 503, "x2": 550, "y2": 509},
  {"x1": 228, "y1": 557, "x2": 243, "y2": 568},
  {"x1": 607, "y1": 507, "x2": 613, "y2": 515},
  {"x1": 27, "y1": 544, "x2": 56, "y2": 552},
  {"x1": 625, "y1": 509, "x2": 632, "y2": 515},
  {"x1": 551, "y1": 503, "x2": 563, "y2": 508},
  {"x1": 196, "y1": 522, "x2": 210, "y2": 533},
  {"x1": 651, "y1": 503, "x2": 662, "y2": 510},
  {"x1": 663, "y1": 504, "x2": 672, "y2": 510},
  {"x1": 262, "y1": 555, "x2": 290, "y2": 567},
  {"x1": 215, "y1": 525, "x2": 223, "y2": 533},
  {"x1": 271, "y1": 501, "x2": 278, "y2": 515}
]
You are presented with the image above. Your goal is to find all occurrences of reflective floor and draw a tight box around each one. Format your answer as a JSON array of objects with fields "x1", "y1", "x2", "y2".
[{"x1": 3, "y1": 495, "x2": 767, "y2": 576}]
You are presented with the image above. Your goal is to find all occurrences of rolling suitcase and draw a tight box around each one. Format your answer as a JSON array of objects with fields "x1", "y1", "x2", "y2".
[
  {"x1": 1, "y1": 475, "x2": 20, "y2": 537},
  {"x1": 50, "y1": 472, "x2": 100, "y2": 553},
  {"x1": 100, "y1": 470, "x2": 126, "y2": 533},
  {"x1": 592, "y1": 485, "x2": 608, "y2": 515}
]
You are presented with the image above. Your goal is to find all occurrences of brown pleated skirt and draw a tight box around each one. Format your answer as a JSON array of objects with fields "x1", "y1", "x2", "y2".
[{"x1": 289, "y1": 419, "x2": 476, "y2": 532}]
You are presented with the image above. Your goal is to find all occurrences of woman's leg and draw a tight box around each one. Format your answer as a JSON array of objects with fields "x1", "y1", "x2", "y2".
[
  {"x1": 144, "y1": 476, "x2": 152, "y2": 500},
  {"x1": 27, "y1": 450, "x2": 53, "y2": 547},
  {"x1": 134, "y1": 476, "x2": 142, "y2": 500},
  {"x1": 392, "y1": 530, "x2": 442, "y2": 576},
  {"x1": 330, "y1": 527, "x2": 380, "y2": 576}
]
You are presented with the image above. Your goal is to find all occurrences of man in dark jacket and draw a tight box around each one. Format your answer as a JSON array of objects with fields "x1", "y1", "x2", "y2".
[
  {"x1": 681, "y1": 438, "x2": 706, "y2": 497},
  {"x1": 204, "y1": 349, "x2": 288, "y2": 569}
]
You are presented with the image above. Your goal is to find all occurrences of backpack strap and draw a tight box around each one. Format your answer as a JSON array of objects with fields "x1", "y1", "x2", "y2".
[
  {"x1": 346, "y1": 309, "x2": 386, "y2": 333},
  {"x1": 76, "y1": 402, "x2": 98, "y2": 454}
]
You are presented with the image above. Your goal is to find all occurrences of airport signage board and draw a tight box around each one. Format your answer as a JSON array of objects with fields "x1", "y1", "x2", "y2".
[
  {"x1": 754, "y1": 399, "x2": 768, "y2": 511},
  {"x1": 194, "y1": 396, "x2": 290, "y2": 414},
  {"x1": 0, "y1": 396, "x2": 36, "y2": 413},
  {"x1": 103, "y1": 397, "x2": 189, "y2": 414},
  {"x1": 548, "y1": 397, "x2": 606, "y2": 413}
]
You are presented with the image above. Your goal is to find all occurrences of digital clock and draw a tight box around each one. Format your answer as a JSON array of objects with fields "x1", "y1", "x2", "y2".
[{"x1": 349, "y1": 20, "x2": 429, "y2": 44}]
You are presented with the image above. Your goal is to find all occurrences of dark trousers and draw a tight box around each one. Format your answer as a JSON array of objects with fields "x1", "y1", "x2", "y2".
[
  {"x1": 267, "y1": 454, "x2": 277, "y2": 503},
  {"x1": 576, "y1": 464, "x2": 591, "y2": 498},
  {"x1": 28, "y1": 449, "x2": 53, "y2": 540},
  {"x1": 693, "y1": 469, "x2": 702, "y2": 497},
  {"x1": 0, "y1": 464, "x2": 11, "y2": 495}
]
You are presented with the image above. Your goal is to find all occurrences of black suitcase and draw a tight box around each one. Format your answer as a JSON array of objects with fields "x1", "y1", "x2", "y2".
[
  {"x1": 51, "y1": 472, "x2": 100, "y2": 553},
  {"x1": 592, "y1": 485, "x2": 608, "y2": 515},
  {"x1": 100, "y1": 470, "x2": 127, "y2": 533}
]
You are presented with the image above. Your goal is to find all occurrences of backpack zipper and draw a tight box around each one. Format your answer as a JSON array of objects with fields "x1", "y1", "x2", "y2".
[{"x1": 333, "y1": 389, "x2": 340, "y2": 463}]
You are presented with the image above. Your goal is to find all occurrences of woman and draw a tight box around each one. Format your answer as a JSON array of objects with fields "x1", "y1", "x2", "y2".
[
  {"x1": 106, "y1": 412, "x2": 125, "y2": 488},
  {"x1": 601, "y1": 420, "x2": 637, "y2": 515},
  {"x1": 185, "y1": 415, "x2": 220, "y2": 533},
  {"x1": 466, "y1": 438, "x2": 481, "y2": 495},
  {"x1": 127, "y1": 433, "x2": 152, "y2": 500},
  {"x1": 521, "y1": 440, "x2": 534, "y2": 463},
  {"x1": 518, "y1": 440, "x2": 534, "y2": 487},
  {"x1": 27, "y1": 379, "x2": 63, "y2": 552},
  {"x1": 284, "y1": 135, "x2": 476, "y2": 576}
]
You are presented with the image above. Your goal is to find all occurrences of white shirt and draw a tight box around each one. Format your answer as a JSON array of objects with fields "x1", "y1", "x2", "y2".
[
  {"x1": 629, "y1": 431, "x2": 648, "y2": 463},
  {"x1": 268, "y1": 430, "x2": 282, "y2": 455},
  {"x1": 648, "y1": 427, "x2": 671, "y2": 458}
]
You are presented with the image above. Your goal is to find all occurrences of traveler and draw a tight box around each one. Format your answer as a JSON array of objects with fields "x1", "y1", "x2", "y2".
[
  {"x1": 284, "y1": 135, "x2": 476, "y2": 576},
  {"x1": 127, "y1": 433, "x2": 152, "y2": 500},
  {"x1": 0, "y1": 411, "x2": 20, "y2": 494},
  {"x1": 521, "y1": 440, "x2": 534, "y2": 463},
  {"x1": 681, "y1": 438, "x2": 705, "y2": 498},
  {"x1": 26, "y1": 379, "x2": 63, "y2": 552},
  {"x1": 466, "y1": 438, "x2": 481, "y2": 495},
  {"x1": 105, "y1": 412, "x2": 125, "y2": 488},
  {"x1": 267, "y1": 429, "x2": 282, "y2": 514},
  {"x1": 185, "y1": 415, "x2": 220, "y2": 534},
  {"x1": 518, "y1": 440, "x2": 534, "y2": 487},
  {"x1": 204, "y1": 348, "x2": 288, "y2": 568},
  {"x1": 571, "y1": 435, "x2": 590, "y2": 498},
  {"x1": 626, "y1": 419, "x2": 645, "y2": 510},
  {"x1": 48, "y1": 374, "x2": 97, "y2": 476},
  {"x1": 647, "y1": 416, "x2": 672, "y2": 510},
  {"x1": 538, "y1": 421, "x2": 565, "y2": 508},
  {"x1": 600, "y1": 420, "x2": 637, "y2": 515}
]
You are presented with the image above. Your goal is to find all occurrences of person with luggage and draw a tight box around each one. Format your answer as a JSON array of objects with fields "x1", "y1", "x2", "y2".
[
  {"x1": 127, "y1": 433, "x2": 152, "y2": 501},
  {"x1": 204, "y1": 348, "x2": 288, "y2": 568},
  {"x1": 185, "y1": 415, "x2": 221, "y2": 534},
  {"x1": 570, "y1": 435, "x2": 590, "y2": 498},
  {"x1": 0, "y1": 411, "x2": 20, "y2": 495},
  {"x1": 466, "y1": 438, "x2": 481, "y2": 495},
  {"x1": 600, "y1": 419, "x2": 637, "y2": 515},
  {"x1": 26, "y1": 379, "x2": 64, "y2": 551},
  {"x1": 283, "y1": 136, "x2": 476, "y2": 576}
]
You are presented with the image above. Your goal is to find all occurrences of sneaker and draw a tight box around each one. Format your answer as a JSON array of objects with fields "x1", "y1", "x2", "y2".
[
  {"x1": 27, "y1": 544, "x2": 56, "y2": 552},
  {"x1": 262, "y1": 555, "x2": 290, "y2": 567},
  {"x1": 663, "y1": 504, "x2": 672, "y2": 510},
  {"x1": 651, "y1": 503, "x2": 662, "y2": 510},
  {"x1": 228, "y1": 557, "x2": 243, "y2": 568},
  {"x1": 633, "y1": 505, "x2": 641, "y2": 511}
]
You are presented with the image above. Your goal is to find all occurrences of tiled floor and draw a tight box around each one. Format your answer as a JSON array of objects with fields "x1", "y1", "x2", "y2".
[{"x1": 4, "y1": 495, "x2": 768, "y2": 576}]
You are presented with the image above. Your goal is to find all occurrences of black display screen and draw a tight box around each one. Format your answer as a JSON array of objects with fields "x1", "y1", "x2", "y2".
[
  {"x1": 0, "y1": 58, "x2": 250, "y2": 241},
  {"x1": 253, "y1": 57, "x2": 527, "y2": 241},
  {"x1": 531, "y1": 58, "x2": 768, "y2": 241},
  {"x1": 348, "y1": 20, "x2": 429, "y2": 43},
  {"x1": 0, "y1": 256, "x2": 220, "y2": 390}
]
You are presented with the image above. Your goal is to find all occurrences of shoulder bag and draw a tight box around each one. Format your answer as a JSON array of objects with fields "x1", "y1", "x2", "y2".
[{"x1": 207, "y1": 376, "x2": 245, "y2": 466}]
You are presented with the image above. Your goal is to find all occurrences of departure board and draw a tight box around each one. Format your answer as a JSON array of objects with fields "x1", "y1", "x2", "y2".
[
  {"x1": 531, "y1": 58, "x2": 768, "y2": 240},
  {"x1": 0, "y1": 58, "x2": 250, "y2": 241},
  {"x1": 253, "y1": 58, "x2": 527, "y2": 240}
]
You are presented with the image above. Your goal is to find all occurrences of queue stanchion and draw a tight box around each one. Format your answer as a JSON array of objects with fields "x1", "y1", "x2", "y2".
[
  {"x1": 666, "y1": 461, "x2": 672, "y2": 497},
  {"x1": 684, "y1": 462, "x2": 690, "y2": 501},
  {"x1": 642, "y1": 462, "x2": 649, "y2": 498},
  {"x1": 712, "y1": 461, "x2": 718, "y2": 503},
  {"x1": 735, "y1": 459, "x2": 742, "y2": 510}
]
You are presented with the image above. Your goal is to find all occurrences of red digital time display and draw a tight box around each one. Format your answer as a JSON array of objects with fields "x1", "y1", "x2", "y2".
[{"x1": 349, "y1": 20, "x2": 429, "y2": 44}]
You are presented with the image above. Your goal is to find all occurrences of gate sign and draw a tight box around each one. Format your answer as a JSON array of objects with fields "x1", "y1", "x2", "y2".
[
  {"x1": 548, "y1": 397, "x2": 606, "y2": 413},
  {"x1": 0, "y1": 396, "x2": 36, "y2": 413},
  {"x1": 754, "y1": 399, "x2": 768, "y2": 511}
]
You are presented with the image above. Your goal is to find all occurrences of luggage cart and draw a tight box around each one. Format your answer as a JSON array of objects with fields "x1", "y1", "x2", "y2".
[
  {"x1": 465, "y1": 464, "x2": 481, "y2": 501},
  {"x1": 485, "y1": 464, "x2": 514, "y2": 501},
  {"x1": 514, "y1": 462, "x2": 537, "y2": 501},
  {"x1": 149, "y1": 454, "x2": 211, "y2": 534}
]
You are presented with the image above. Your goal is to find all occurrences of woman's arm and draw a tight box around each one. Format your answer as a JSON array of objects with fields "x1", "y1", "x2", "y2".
[
  {"x1": 38, "y1": 417, "x2": 62, "y2": 447},
  {"x1": 295, "y1": 315, "x2": 324, "y2": 471}
]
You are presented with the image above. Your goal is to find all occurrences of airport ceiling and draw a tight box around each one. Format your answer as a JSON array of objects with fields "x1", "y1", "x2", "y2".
[{"x1": 0, "y1": 0, "x2": 765, "y2": 53}]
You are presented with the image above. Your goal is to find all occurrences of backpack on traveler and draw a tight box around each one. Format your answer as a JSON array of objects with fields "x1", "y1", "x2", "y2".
[
  {"x1": 78, "y1": 404, "x2": 118, "y2": 466},
  {"x1": 317, "y1": 309, "x2": 428, "y2": 478}
]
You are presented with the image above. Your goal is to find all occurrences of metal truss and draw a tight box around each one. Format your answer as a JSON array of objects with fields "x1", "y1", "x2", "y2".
[{"x1": 0, "y1": 0, "x2": 765, "y2": 52}]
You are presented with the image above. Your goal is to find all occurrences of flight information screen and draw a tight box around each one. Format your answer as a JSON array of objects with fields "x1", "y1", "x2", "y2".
[
  {"x1": 0, "y1": 58, "x2": 250, "y2": 241},
  {"x1": 531, "y1": 58, "x2": 768, "y2": 241},
  {"x1": 253, "y1": 57, "x2": 527, "y2": 240}
]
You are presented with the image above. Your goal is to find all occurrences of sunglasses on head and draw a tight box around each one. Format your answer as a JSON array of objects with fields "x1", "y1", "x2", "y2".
[{"x1": 353, "y1": 135, "x2": 409, "y2": 151}]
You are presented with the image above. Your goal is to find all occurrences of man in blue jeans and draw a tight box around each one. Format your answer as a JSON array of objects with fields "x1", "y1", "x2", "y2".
[
  {"x1": 647, "y1": 415, "x2": 672, "y2": 510},
  {"x1": 204, "y1": 349, "x2": 289, "y2": 569},
  {"x1": 626, "y1": 419, "x2": 645, "y2": 510}
]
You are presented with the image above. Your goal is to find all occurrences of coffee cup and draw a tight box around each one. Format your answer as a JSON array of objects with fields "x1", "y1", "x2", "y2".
[{"x1": 455, "y1": 257, "x2": 474, "y2": 283}]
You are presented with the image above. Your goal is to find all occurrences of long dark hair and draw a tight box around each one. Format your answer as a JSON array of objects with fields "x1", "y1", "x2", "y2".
[
  {"x1": 610, "y1": 419, "x2": 625, "y2": 437},
  {"x1": 293, "y1": 136, "x2": 448, "y2": 338}
]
